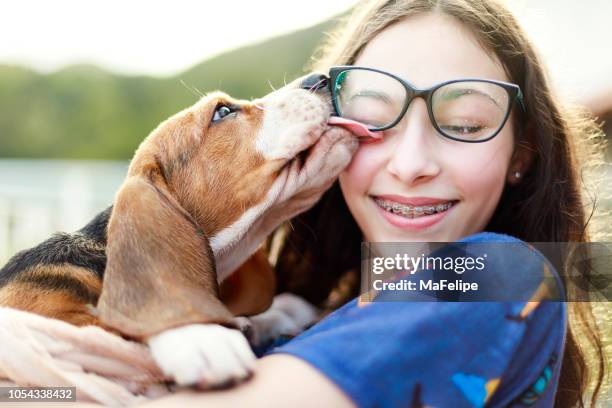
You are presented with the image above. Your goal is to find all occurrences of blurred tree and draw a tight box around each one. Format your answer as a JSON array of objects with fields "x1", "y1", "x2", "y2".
[{"x1": 0, "y1": 17, "x2": 337, "y2": 160}]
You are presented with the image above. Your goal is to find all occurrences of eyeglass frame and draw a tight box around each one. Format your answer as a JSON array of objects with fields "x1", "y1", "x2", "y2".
[{"x1": 328, "y1": 65, "x2": 526, "y2": 143}]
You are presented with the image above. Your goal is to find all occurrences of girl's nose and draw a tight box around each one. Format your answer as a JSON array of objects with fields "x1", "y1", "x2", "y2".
[{"x1": 386, "y1": 99, "x2": 441, "y2": 185}]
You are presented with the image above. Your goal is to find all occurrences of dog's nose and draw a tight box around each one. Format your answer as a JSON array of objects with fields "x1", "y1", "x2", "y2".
[{"x1": 300, "y1": 73, "x2": 329, "y2": 93}]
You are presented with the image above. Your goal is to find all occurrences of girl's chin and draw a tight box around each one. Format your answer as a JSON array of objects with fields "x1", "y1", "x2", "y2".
[
  {"x1": 369, "y1": 229, "x2": 465, "y2": 244},
  {"x1": 369, "y1": 229, "x2": 444, "y2": 243}
]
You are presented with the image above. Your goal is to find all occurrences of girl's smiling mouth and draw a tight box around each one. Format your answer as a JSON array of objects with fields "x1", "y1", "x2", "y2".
[{"x1": 370, "y1": 195, "x2": 459, "y2": 231}]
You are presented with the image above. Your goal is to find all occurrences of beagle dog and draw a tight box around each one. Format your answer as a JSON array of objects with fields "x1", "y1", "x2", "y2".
[{"x1": 0, "y1": 73, "x2": 361, "y2": 388}]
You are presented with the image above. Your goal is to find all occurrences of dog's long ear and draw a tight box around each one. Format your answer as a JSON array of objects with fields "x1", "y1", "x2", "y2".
[{"x1": 97, "y1": 164, "x2": 234, "y2": 341}]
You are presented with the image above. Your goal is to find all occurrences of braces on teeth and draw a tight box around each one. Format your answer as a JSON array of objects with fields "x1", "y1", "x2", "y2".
[{"x1": 375, "y1": 198, "x2": 454, "y2": 217}]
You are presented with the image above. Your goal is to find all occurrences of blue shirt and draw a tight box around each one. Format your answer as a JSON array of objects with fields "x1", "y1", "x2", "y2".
[{"x1": 266, "y1": 232, "x2": 566, "y2": 407}]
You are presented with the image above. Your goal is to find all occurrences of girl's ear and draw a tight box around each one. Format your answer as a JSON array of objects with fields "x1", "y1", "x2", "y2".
[{"x1": 507, "y1": 122, "x2": 536, "y2": 186}]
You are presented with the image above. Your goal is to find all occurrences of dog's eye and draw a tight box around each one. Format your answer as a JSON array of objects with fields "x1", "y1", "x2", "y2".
[{"x1": 212, "y1": 104, "x2": 236, "y2": 123}]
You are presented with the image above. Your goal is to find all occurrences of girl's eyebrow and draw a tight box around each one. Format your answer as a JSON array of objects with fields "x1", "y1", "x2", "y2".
[
  {"x1": 440, "y1": 87, "x2": 502, "y2": 108},
  {"x1": 351, "y1": 89, "x2": 394, "y2": 104}
]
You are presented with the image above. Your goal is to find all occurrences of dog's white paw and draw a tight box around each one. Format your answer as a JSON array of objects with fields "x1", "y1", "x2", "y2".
[
  {"x1": 248, "y1": 293, "x2": 319, "y2": 346},
  {"x1": 147, "y1": 324, "x2": 256, "y2": 388}
]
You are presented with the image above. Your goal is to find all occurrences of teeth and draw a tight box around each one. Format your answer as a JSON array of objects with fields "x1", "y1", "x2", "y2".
[{"x1": 374, "y1": 198, "x2": 454, "y2": 218}]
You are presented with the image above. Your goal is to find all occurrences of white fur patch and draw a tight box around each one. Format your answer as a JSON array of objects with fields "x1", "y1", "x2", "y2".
[
  {"x1": 147, "y1": 324, "x2": 255, "y2": 388},
  {"x1": 210, "y1": 170, "x2": 288, "y2": 282},
  {"x1": 209, "y1": 199, "x2": 269, "y2": 255},
  {"x1": 255, "y1": 89, "x2": 328, "y2": 160}
]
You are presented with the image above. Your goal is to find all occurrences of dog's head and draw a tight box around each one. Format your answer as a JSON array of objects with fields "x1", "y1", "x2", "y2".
[
  {"x1": 97, "y1": 74, "x2": 359, "y2": 339},
  {"x1": 134, "y1": 84, "x2": 329, "y2": 239}
]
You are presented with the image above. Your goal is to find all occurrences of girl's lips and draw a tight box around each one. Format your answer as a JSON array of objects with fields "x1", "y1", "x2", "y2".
[
  {"x1": 327, "y1": 117, "x2": 383, "y2": 139},
  {"x1": 374, "y1": 195, "x2": 454, "y2": 206},
  {"x1": 372, "y1": 197, "x2": 457, "y2": 231}
]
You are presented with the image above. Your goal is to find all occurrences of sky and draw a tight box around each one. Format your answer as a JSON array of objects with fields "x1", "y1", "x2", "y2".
[
  {"x1": 505, "y1": 0, "x2": 612, "y2": 104},
  {"x1": 1, "y1": 0, "x2": 611, "y2": 103},
  {"x1": 0, "y1": 0, "x2": 359, "y2": 76}
]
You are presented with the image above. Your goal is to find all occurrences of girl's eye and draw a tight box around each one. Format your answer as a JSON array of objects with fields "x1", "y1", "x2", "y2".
[
  {"x1": 212, "y1": 105, "x2": 236, "y2": 123},
  {"x1": 439, "y1": 124, "x2": 485, "y2": 134}
]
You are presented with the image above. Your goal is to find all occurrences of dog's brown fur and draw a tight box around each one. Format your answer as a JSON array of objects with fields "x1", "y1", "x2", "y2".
[
  {"x1": 0, "y1": 71, "x2": 359, "y2": 357},
  {"x1": 0, "y1": 71, "x2": 366, "y2": 388},
  {"x1": 0, "y1": 92, "x2": 298, "y2": 340},
  {"x1": 0, "y1": 264, "x2": 103, "y2": 326}
]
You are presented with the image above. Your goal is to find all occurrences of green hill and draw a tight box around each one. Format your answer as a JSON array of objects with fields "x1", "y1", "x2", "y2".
[{"x1": 0, "y1": 17, "x2": 339, "y2": 160}]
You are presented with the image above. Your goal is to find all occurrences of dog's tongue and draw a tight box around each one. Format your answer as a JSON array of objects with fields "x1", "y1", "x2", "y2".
[{"x1": 328, "y1": 116, "x2": 382, "y2": 139}]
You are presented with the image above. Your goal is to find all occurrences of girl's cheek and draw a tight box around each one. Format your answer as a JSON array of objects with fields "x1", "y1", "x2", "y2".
[
  {"x1": 341, "y1": 144, "x2": 383, "y2": 192},
  {"x1": 446, "y1": 140, "x2": 513, "y2": 199}
]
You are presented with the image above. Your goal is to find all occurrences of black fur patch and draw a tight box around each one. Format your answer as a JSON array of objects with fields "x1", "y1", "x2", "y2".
[
  {"x1": 0, "y1": 206, "x2": 112, "y2": 286},
  {"x1": 79, "y1": 206, "x2": 112, "y2": 244}
]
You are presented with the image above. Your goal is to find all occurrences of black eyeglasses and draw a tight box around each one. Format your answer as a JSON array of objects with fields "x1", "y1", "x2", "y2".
[{"x1": 328, "y1": 66, "x2": 525, "y2": 143}]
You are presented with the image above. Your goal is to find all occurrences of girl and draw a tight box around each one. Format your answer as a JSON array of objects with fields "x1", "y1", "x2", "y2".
[{"x1": 140, "y1": 0, "x2": 609, "y2": 406}]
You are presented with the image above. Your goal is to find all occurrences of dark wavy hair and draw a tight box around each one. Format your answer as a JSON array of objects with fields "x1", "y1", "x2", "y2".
[{"x1": 267, "y1": 1, "x2": 609, "y2": 406}]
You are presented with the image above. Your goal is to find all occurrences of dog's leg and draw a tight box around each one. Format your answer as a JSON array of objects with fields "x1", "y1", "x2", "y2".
[
  {"x1": 147, "y1": 324, "x2": 255, "y2": 388},
  {"x1": 244, "y1": 293, "x2": 320, "y2": 347}
]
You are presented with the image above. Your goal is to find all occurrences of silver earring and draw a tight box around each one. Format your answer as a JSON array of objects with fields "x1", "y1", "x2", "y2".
[{"x1": 514, "y1": 171, "x2": 521, "y2": 179}]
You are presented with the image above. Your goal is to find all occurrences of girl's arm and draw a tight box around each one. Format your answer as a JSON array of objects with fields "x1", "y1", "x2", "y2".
[
  {"x1": 40, "y1": 354, "x2": 352, "y2": 408},
  {"x1": 140, "y1": 354, "x2": 354, "y2": 408}
]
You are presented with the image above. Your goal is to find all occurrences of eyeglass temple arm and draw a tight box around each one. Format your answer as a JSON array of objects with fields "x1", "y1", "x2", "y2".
[{"x1": 516, "y1": 87, "x2": 526, "y2": 112}]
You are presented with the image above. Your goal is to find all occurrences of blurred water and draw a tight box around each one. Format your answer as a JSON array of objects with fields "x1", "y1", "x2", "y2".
[
  {"x1": 0, "y1": 159, "x2": 128, "y2": 262},
  {"x1": 0, "y1": 159, "x2": 610, "y2": 262}
]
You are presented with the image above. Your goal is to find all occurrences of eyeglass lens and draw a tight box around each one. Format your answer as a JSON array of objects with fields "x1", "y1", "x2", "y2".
[{"x1": 333, "y1": 69, "x2": 511, "y2": 141}]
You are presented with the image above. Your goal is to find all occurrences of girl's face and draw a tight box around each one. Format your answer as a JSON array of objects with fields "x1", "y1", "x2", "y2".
[{"x1": 339, "y1": 13, "x2": 518, "y2": 242}]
